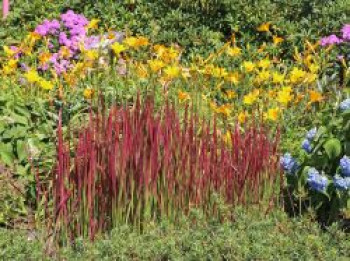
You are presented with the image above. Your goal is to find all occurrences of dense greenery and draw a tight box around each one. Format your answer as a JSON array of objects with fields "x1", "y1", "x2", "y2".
[
  {"x1": 0, "y1": 0, "x2": 349, "y2": 259},
  {"x1": 1, "y1": 208, "x2": 349, "y2": 260},
  {"x1": 1, "y1": 0, "x2": 349, "y2": 57}
]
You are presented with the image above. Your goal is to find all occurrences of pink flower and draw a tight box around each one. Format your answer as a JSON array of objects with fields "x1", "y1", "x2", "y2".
[
  {"x1": 320, "y1": 34, "x2": 343, "y2": 46},
  {"x1": 341, "y1": 24, "x2": 350, "y2": 41}
]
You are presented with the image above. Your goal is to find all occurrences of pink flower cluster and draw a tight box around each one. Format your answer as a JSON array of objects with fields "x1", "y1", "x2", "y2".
[
  {"x1": 30, "y1": 10, "x2": 122, "y2": 75},
  {"x1": 320, "y1": 24, "x2": 350, "y2": 46}
]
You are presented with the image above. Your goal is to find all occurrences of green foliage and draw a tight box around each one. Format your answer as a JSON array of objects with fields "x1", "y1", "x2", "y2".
[
  {"x1": 1, "y1": 0, "x2": 348, "y2": 58},
  {"x1": 0, "y1": 208, "x2": 349, "y2": 260},
  {"x1": 283, "y1": 103, "x2": 350, "y2": 225},
  {"x1": 0, "y1": 89, "x2": 57, "y2": 224}
]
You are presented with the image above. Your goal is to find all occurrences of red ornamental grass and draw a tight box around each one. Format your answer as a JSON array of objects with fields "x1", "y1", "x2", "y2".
[{"x1": 52, "y1": 97, "x2": 280, "y2": 240}]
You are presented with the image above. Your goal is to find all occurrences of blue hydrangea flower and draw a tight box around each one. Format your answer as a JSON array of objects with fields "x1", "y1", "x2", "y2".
[
  {"x1": 340, "y1": 155, "x2": 350, "y2": 177},
  {"x1": 333, "y1": 176, "x2": 350, "y2": 191},
  {"x1": 339, "y1": 99, "x2": 350, "y2": 111},
  {"x1": 307, "y1": 168, "x2": 329, "y2": 192},
  {"x1": 280, "y1": 153, "x2": 299, "y2": 175},
  {"x1": 301, "y1": 139, "x2": 312, "y2": 153},
  {"x1": 306, "y1": 127, "x2": 317, "y2": 141}
]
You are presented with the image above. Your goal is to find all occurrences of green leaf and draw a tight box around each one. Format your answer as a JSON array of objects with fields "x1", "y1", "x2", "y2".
[
  {"x1": 323, "y1": 138, "x2": 342, "y2": 160},
  {"x1": 10, "y1": 112, "x2": 29, "y2": 126},
  {"x1": 16, "y1": 140, "x2": 27, "y2": 162},
  {"x1": 0, "y1": 143, "x2": 14, "y2": 166}
]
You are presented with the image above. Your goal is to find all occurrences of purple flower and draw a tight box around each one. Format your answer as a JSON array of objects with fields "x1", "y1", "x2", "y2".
[
  {"x1": 35, "y1": 24, "x2": 48, "y2": 36},
  {"x1": 10, "y1": 46, "x2": 21, "y2": 59},
  {"x1": 35, "y1": 19, "x2": 61, "y2": 36},
  {"x1": 320, "y1": 34, "x2": 343, "y2": 46},
  {"x1": 61, "y1": 10, "x2": 88, "y2": 30},
  {"x1": 307, "y1": 168, "x2": 328, "y2": 192},
  {"x1": 19, "y1": 63, "x2": 29, "y2": 72},
  {"x1": 339, "y1": 99, "x2": 350, "y2": 111},
  {"x1": 302, "y1": 139, "x2": 312, "y2": 153},
  {"x1": 341, "y1": 24, "x2": 350, "y2": 41},
  {"x1": 84, "y1": 35, "x2": 101, "y2": 50},
  {"x1": 333, "y1": 176, "x2": 350, "y2": 191},
  {"x1": 306, "y1": 127, "x2": 317, "y2": 141},
  {"x1": 280, "y1": 153, "x2": 299, "y2": 175},
  {"x1": 340, "y1": 155, "x2": 350, "y2": 177},
  {"x1": 70, "y1": 26, "x2": 86, "y2": 36},
  {"x1": 38, "y1": 64, "x2": 49, "y2": 71}
]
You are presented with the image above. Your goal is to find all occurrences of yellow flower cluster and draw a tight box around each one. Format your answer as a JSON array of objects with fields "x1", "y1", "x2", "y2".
[
  {"x1": 0, "y1": 23, "x2": 334, "y2": 125},
  {"x1": 24, "y1": 69, "x2": 54, "y2": 90}
]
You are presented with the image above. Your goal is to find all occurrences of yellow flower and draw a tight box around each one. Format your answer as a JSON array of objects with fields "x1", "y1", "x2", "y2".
[
  {"x1": 265, "y1": 108, "x2": 280, "y2": 121},
  {"x1": 8, "y1": 59, "x2": 18, "y2": 69},
  {"x1": 83, "y1": 88, "x2": 95, "y2": 99},
  {"x1": 227, "y1": 46, "x2": 241, "y2": 57},
  {"x1": 308, "y1": 64, "x2": 319, "y2": 73},
  {"x1": 21, "y1": 46, "x2": 33, "y2": 56},
  {"x1": 242, "y1": 61, "x2": 255, "y2": 72},
  {"x1": 3, "y1": 46, "x2": 15, "y2": 57},
  {"x1": 63, "y1": 73, "x2": 77, "y2": 86},
  {"x1": 160, "y1": 47, "x2": 180, "y2": 63},
  {"x1": 272, "y1": 35, "x2": 284, "y2": 45},
  {"x1": 87, "y1": 19, "x2": 99, "y2": 29},
  {"x1": 256, "y1": 70, "x2": 270, "y2": 83},
  {"x1": 164, "y1": 65, "x2": 181, "y2": 79},
  {"x1": 153, "y1": 44, "x2": 167, "y2": 57},
  {"x1": 226, "y1": 90, "x2": 236, "y2": 99},
  {"x1": 124, "y1": 36, "x2": 149, "y2": 48},
  {"x1": 136, "y1": 36, "x2": 150, "y2": 47},
  {"x1": 147, "y1": 59, "x2": 165, "y2": 72},
  {"x1": 111, "y1": 42, "x2": 127, "y2": 55},
  {"x1": 84, "y1": 50, "x2": 99, "y2": 61},
  {"x1": 238, "y1": 111, "x2": 247, "y2": 123},
  {"x1": 135, "y1": 63, "x2": 148, "y2": 79},
  {"x1": 309, "y1": 90, "x2": 323, "y2": 103},
  {"x1": 257, "y1": 22, "x2": 271, "y2": 32},
  {"x1": 212, "y1": 67, "x2": 228, "y2": 78},
  {"x1": 215, "y1": 104, "x2": 232, "y2": 117},
  {"x1": 60, "y1": 46, "x2": 71, "y2": 59},
  {"x1": 178, "y1": 91, "x2": 191, "y2": 101},
  {"x1": 258, "y1": 59, "x2": 271, "y2": 69},
  {"x1": 39, "y1": 79, "x2": 54, "y2": 90},
  {"x1": 305, "y1": 73, "x2": 317, "y2": 83},
  {"x1": 222, "y1": 131, "x2": 233, "y2": 145},
  {"x1": 24, "y1": 69, "x2": 41, "y2": 83},
  {"x1": 277, "y1": 87, "x2": 293, "y2": 105},
  {"x1": 202, "y1": 64, "x2": 215, "y2": 75},
  {"x1": 123, "y1": 37, "x2": 138, "y2": 47},
  {"x1": 39, "y1": 52, "x2": 51, "y2": 64},
  {"x1": 225, "y1": 72, "x2": 240, "y2": 85},
  {"x1": 2, "y1": 65, "x2": 13, "y2": 75},
  {"x1": 26, "y1": 32, "x2": 41, "y2": 46},
  {"x1": 181, "y1": 68, "x2": 191, "y2": 79},
  {"x1": 258, "y1": 43, "x2": 267, "y2": 53},
  {"x1": 294, "y1": 93, "x2": 304, "y2": 105},
  {"x1": 268, "y1": 90, "x2": 276, "y2": 98},
  {"x1": 272, "y1": 72, "x2": 285, "y2": 84},
  {"x1": 304, "y1": 55, "x2": 313, "y2": 67},
  {"x1": 243, "y1": 90, "x2": 259, "y2": 105},
  {"x1": 289, "y1": 67, "x2": 307, "y2": 84}
]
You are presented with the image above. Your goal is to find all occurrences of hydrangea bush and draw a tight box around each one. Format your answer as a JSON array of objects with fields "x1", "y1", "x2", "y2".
[{"x1": 281, "y1": 99, "x2": 350, "y2": 224}]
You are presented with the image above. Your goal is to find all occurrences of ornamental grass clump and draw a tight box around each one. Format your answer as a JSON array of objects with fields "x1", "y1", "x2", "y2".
[{"x1": 48, "y1": 96, "x2": 280, "y2": 241}]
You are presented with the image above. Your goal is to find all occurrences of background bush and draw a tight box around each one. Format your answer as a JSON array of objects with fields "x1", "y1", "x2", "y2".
[{"x1": 1, "y1": 0, "x2": 348, "y2": 57}]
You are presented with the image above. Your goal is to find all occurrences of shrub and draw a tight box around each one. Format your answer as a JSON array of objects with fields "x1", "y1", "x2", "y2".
[
  {"x1": 46, "y1": 96, "x2": 280, "y2": 241},
  {"x1": 281, "y1": 98, "x2": 350, "y2": 225}
]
